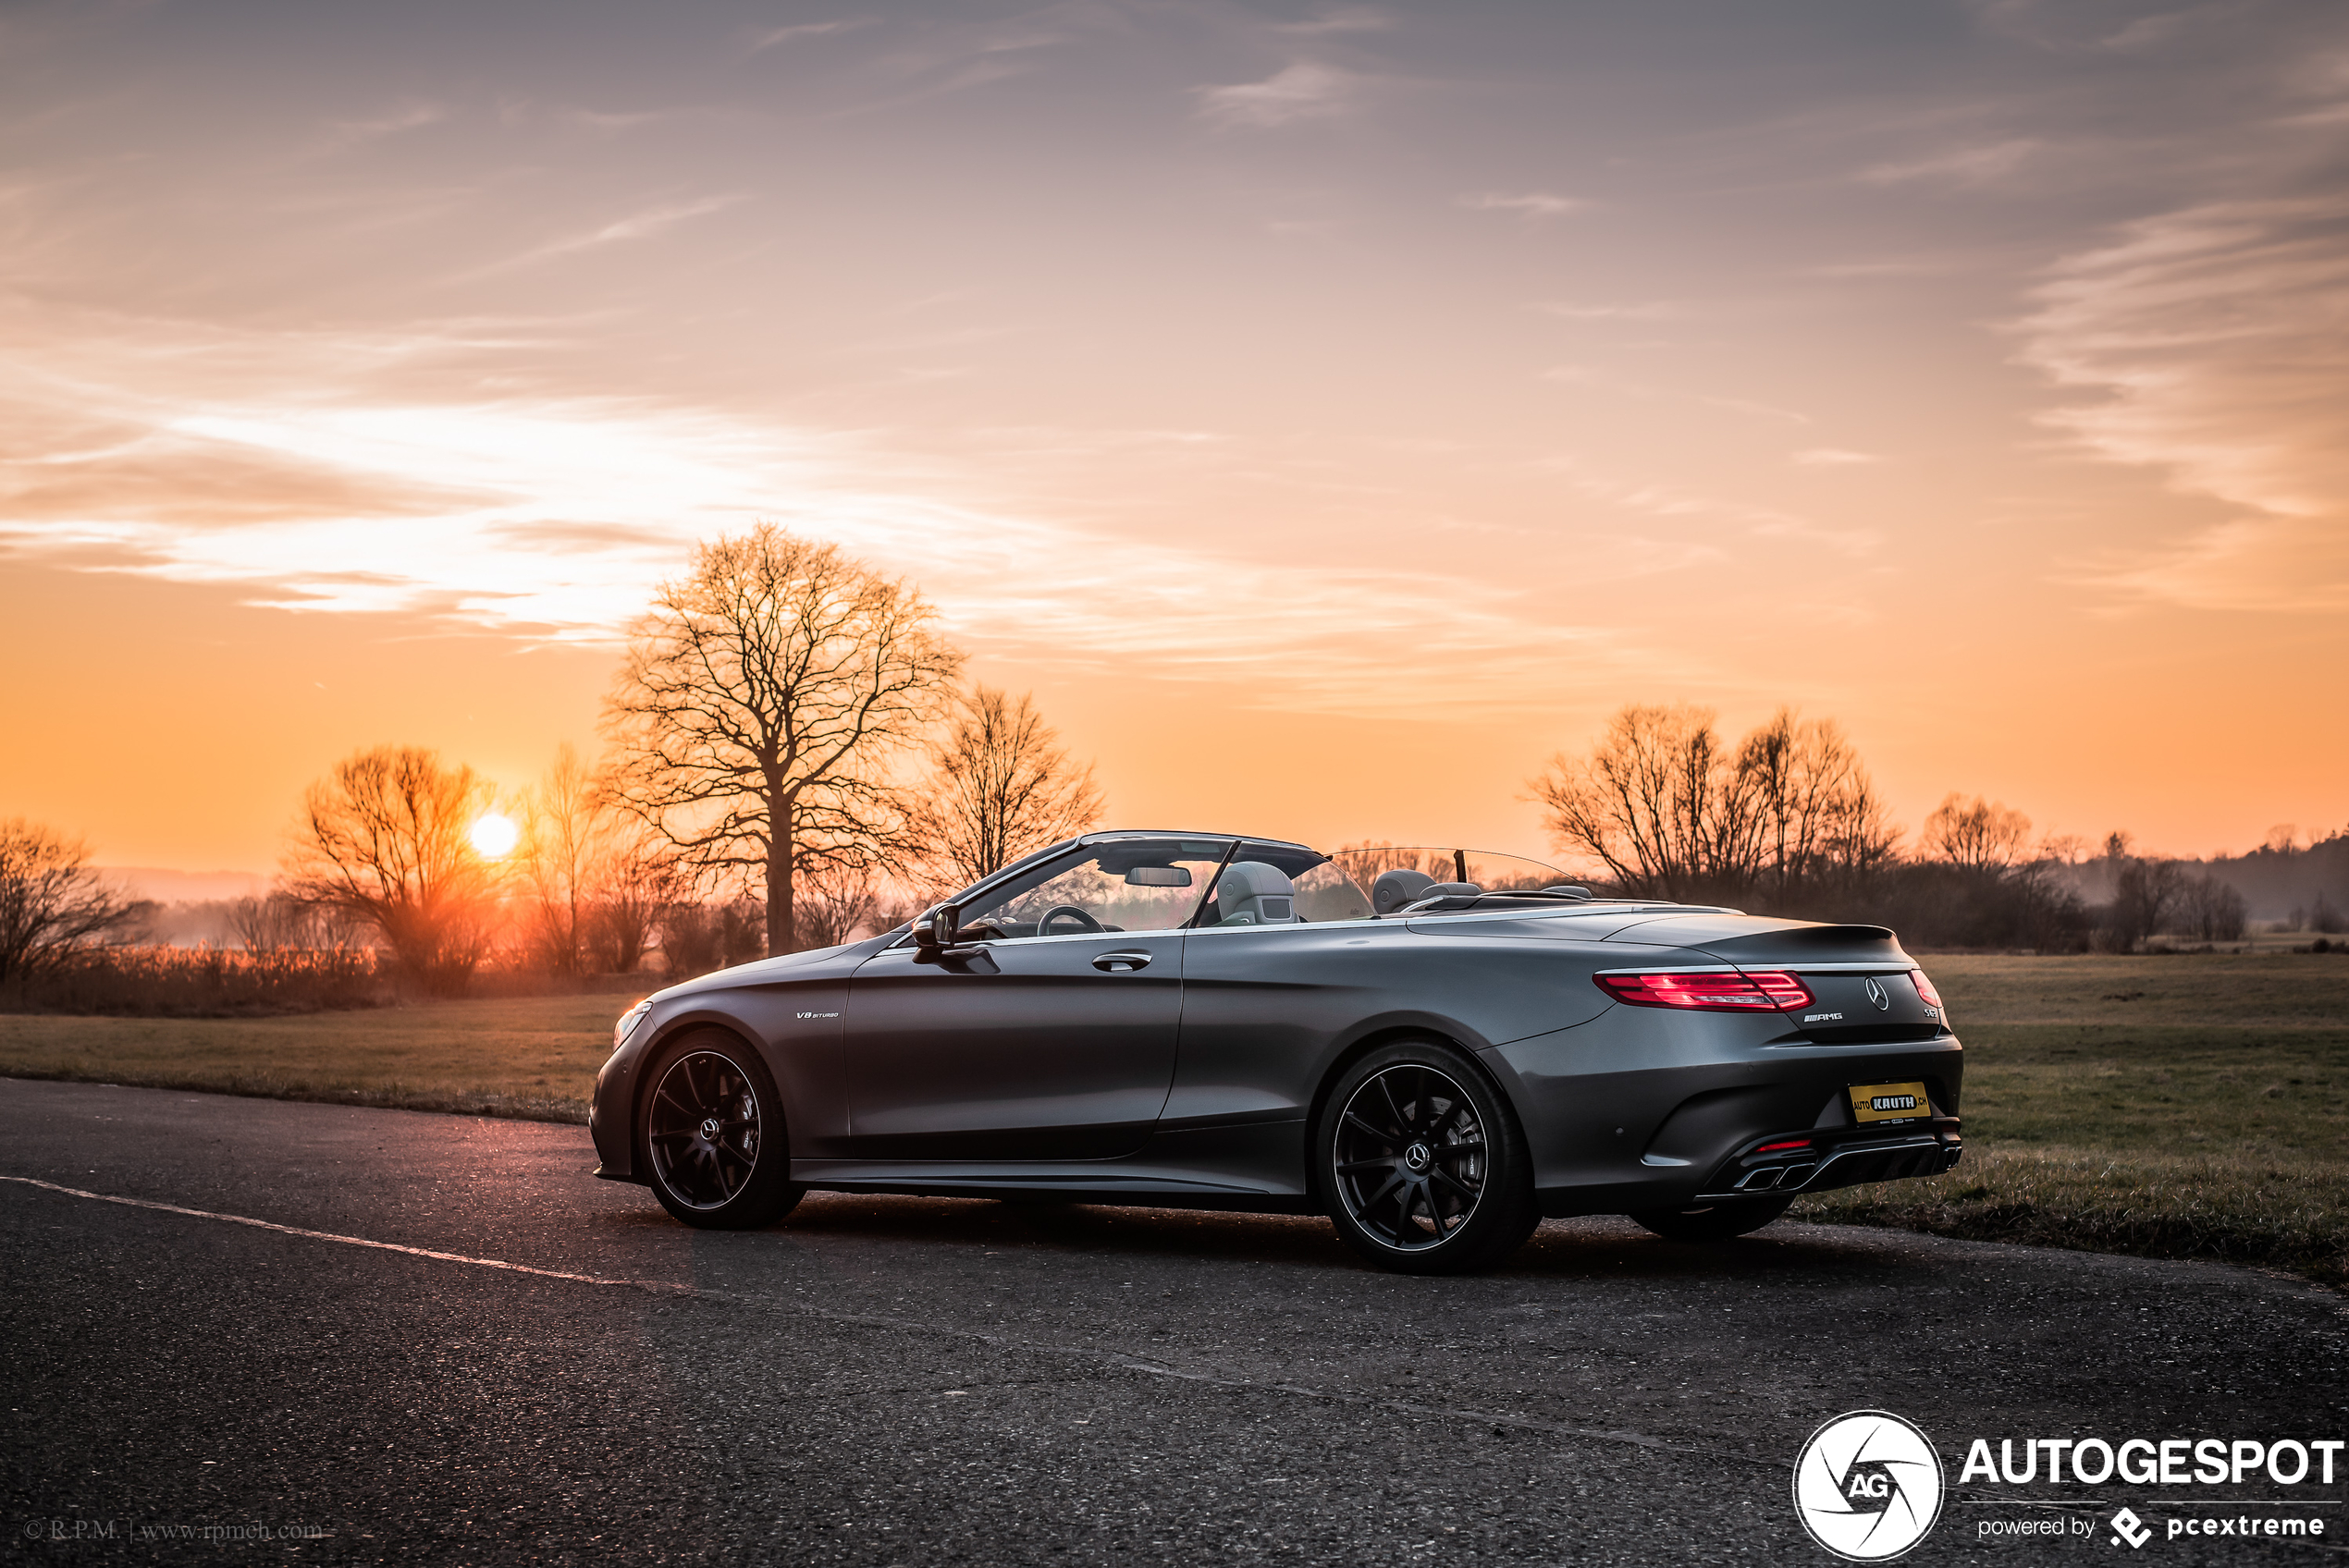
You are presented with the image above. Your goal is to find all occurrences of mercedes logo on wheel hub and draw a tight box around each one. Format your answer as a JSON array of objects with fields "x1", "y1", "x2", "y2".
[
  {"x1": 699, "y1": 1117, "x2": 721, "y2": 1142},
  {"x1": 1403, "y1": 1142, "x2": 1433, "y2": 1172}
]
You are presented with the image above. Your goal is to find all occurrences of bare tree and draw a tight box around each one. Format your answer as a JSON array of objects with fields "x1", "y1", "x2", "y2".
[
  {"x1": 902, "y1": 685, "x2": 1104, "y2": 892},
  {"x1": 1531, "y1": 704, "x2": 1899, "y2": 907},
  {"x1": 226, "y1": 890, "x2": 350, "y2": 953},
  {"x1": 519, "y1": 744, "x2": 606, "y2": 975},
  {"x1": 588, "y1": 821, "x2": 682, "y2": 974},
  {"x1": 1529, "y1": 704, "x2": 1751, "y2": 900},
  {"x1": 603, "y1": 524, "x2": 963, "y2": 956},
  {"x1": 1922, "y1": 794, "x2": 2034, "y2": 873},
  {"x1": 2175, "y1": 873, "x2": 2248, "y2": 942},
  {"x1": 793, "y1": 861, "x2": 890, "y2": 949},
  {"x1": 1736, "y1": 708, "x2": 1897, "y2": 900},
  {"x1": 0, "y1": 819, "x2": 146, "y2": 983},
  {"x1": 282, "y1": 745, "x2": 503, "y2": 994},
  {"x1": 2107, "y1": 857, "x2": 2188, "y2": 950}
]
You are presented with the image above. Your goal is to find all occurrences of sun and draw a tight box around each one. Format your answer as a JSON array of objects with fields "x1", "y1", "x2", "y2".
[{"x1": 469, "y1": 812, "x2": 520, "y2": 860}]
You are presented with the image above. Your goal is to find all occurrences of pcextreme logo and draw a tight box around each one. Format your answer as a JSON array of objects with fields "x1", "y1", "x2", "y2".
[{"x1": 1794, "y1": 1411, "x2": 1948, "y2": 1562}]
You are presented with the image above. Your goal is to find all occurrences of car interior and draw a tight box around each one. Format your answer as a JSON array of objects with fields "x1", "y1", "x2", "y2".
[{"x1": 933, "y1": 840, "x2": 1592, "y2": 943}]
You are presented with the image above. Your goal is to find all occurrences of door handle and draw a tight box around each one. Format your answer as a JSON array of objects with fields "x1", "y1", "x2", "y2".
[{"x1": 1092, "y1": 949, "x2": 1153, "y2": 973}]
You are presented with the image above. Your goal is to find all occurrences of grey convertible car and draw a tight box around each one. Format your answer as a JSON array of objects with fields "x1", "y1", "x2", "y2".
[{"x1": 590, "y1": 831, "x2": 1962, "y2": 1274}]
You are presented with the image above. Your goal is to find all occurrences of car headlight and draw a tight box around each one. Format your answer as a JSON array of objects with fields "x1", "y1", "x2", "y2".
[{"x1": 612, "y1": 999, "x2": 653, "y2": 1055}]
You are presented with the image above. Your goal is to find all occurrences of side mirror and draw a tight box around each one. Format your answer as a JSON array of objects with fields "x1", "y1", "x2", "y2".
[{"x1": 912, "y1": 901, "x2": 960, "y2": 962}]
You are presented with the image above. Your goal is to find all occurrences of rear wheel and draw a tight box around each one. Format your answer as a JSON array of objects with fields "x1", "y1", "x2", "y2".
[
  {"x1": 1317, "y1": 1040, "x2": 1538, "y2": 1276},
  {"x1": 1628, "y1": 1197, "x2": 1789, "y2": 1242},
  {"x1": 638, "y1": 1029, "x2": 804, "y2": 1230}
]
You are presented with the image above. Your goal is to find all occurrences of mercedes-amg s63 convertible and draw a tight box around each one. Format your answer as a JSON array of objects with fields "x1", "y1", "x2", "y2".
[{"x1": 590, "y1": 831, "x2": 1962, "y2": 1274}]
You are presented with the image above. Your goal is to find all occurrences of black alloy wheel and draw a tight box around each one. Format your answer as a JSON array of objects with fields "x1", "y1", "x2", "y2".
[
  {"x1": 639, "y1": 1031, "x2": 804, "y2": 1230},
  {"x1": 1627, "y1": 1196, "x2": 1790, "y2": 1242},
  {"x1": 1317, "y1": 1040, "x2": 1537, "y2": 1275}
]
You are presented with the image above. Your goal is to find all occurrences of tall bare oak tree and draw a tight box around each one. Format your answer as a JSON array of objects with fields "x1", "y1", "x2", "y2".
[{"x1": 603, "y1": 524, "x2": 962, "y2": 955}]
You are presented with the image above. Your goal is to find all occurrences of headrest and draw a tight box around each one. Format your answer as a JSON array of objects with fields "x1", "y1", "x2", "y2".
[
  {"x1": 1371, "y1": 867, "x2": 1436, "y2": 914},
  {"x1": 1217, "y1": 861, "x2": 1294, "y2": 900}
]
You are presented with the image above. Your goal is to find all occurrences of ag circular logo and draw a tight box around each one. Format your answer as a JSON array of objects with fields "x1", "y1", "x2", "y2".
[{"x1": 1792, "y1": 1410, "x2": 1945, "y2": 1561}]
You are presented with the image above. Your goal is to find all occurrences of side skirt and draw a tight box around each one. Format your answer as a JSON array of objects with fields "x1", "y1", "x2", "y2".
[{"x1": 789, "y1": 1159, "x2": 1314, "y2": 1215}]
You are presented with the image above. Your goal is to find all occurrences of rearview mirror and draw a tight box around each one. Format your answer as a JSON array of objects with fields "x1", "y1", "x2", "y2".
[{"x1": 1125, "y1": 865, "x2": 1191, "y2": 887}]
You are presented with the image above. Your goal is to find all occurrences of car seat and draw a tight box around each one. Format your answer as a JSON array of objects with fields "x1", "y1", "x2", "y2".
[{"x1": 1214, "y1": 862, "x2": 1300, "y2": 925}]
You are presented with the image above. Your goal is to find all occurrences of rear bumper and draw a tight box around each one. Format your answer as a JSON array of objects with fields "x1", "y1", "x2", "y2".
[
  {"x1": 1695, "y1": 1121, "x2": 1962, "y2": 1202},
  {"x1": 1493, "y1": 1015, "x2": 1964, "y2": 1218}
]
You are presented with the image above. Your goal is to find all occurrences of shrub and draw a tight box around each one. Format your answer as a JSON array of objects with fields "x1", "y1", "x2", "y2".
[{"x1": 0, "y1": 946, "x2": 385, "y2": 1016}]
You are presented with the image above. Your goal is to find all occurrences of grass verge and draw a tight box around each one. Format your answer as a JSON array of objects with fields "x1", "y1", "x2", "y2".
[
  {"x1": 0, "y1": 994, "x2": 621, "y2": 1124},
  {"x1": 1790, "y1": 1147, "x2": 2349, "y2": 1286}
]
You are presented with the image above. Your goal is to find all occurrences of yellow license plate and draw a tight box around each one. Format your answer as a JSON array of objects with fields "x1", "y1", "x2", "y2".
[{"x1": 1850, "y1": 1081, "x2": 1930, "y2": 1124}]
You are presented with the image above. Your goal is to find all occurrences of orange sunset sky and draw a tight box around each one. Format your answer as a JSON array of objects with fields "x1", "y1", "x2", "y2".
[{"x1": 2, "y1": 0, "x2": 2344, "y2": 881}]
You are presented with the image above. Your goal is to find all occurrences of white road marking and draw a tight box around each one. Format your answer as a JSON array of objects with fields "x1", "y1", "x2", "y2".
[
  {"x1": 0, "y1": 1175, "x2": 658, "y2": 1290},
  {"x1": 2, "y1": 1171, "x2": 1780, "y2": 1469}
]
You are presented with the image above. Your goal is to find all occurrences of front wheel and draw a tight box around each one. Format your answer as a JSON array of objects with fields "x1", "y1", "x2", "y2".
[
  {"x1": 638, "y1": 1029, "x2": 805, "y2": 1230},
  {"x1": 1627, "y1": 1197, "x2": 1790, "y2": 1242},
  {"x1": 1316, "y1": 1040, "x2": 1538, "y2": 1276}
]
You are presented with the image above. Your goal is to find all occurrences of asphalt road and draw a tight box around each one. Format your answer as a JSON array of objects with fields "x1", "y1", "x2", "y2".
[{"x1": 3, "y1": 1079, "x2": 2343, "y2": 1566}]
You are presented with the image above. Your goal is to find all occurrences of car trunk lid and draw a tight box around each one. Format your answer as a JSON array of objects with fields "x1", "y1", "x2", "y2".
[{"x1": 1606, "y1": 913, "x2": 1948, "y2": 1043}]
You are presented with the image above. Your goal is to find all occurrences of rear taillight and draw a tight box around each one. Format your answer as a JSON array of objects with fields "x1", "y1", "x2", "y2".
[
  {"x1": 1593, "y1": 970, "x2": 1814, "y2": 1011},
  {"x1": 1909, "y1": 970, "x2": 1943, "y2": 1010}
]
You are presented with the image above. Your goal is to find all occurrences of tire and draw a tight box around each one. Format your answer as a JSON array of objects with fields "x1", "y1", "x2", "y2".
[
  {"x1": 1628, "y1": 1196, "x2": 1790, "y2": 1242},
  {"x1": 1316, "y1": 1039, "x2": 1539, "y2": 1276},
  {"x1": 637, "y1": 1028, "x2": 805, "y2": 1230}
]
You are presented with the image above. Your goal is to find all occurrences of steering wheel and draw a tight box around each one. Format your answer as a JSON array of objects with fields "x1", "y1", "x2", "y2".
[{"x1": 1038, "y1": 904, "x2": 1105, "y2": 936}]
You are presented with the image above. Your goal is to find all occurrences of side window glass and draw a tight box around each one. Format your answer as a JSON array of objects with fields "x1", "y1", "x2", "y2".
[{"x1": 960, "y1": 839, "x2": 1232, "y2": 939}]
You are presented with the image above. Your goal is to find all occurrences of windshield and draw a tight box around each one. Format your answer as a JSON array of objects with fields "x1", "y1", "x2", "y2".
[{"x1": 957, "y1": 837, "x2": 1236, "y2": 938}]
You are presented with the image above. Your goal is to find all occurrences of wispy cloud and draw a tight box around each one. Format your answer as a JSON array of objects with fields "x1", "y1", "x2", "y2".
[
  {"x1": 464, "y1": 196, "x2": 744, "y2": 276},
  {"x1": 1461, "y1": 190, "x2": 1584, "y2": 219},
  {"x1": 1533, "y1": 456, "x2": 1876, "y2": 557},
  {"x1": 1273, "y1": 7, "x2": 1396, "y2": 36},
  {"x1": 0, "y1": 309, "x2": 1661, "y2": 717},
  {"x1": 326, "y1": 100, "x2": 444, "y2": 147},
  {"x1": 1539, "y1": 300, "x2": 1679, "y2": 321},
  {"x1": 1792, "y1": 447, "x2": 1885, "y2": 467},
  {"x1": 1542, "y1": 365, "x2": 1813, "y2": 427},
  {"x1": 1194, "y1": 63, "x2": 1364, "y2": 129},
  {"x1": 747, "y1": 18, "x2": 879, "y2": 53},
  {"x1": 2015, "y1": 195, "x2": 2349, "y2": 611},
  {"x1": 1861, "y1": 138, "x2": 2037, "y2": 187}
]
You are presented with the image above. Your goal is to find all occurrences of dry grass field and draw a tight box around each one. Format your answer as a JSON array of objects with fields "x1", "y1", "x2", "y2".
[
  {"x1": 3, "y1": 951, "x2": 2343, "y2": 1280},
  {"x1": 1791, "y1": 952, "x2": 2347, "y2": 1283},
  {"x1": 0, "y1": 992, "x2": 626, "y2": 1122}
]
